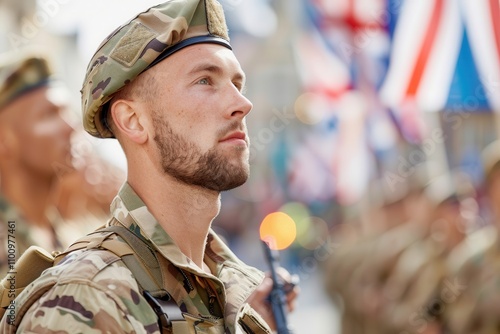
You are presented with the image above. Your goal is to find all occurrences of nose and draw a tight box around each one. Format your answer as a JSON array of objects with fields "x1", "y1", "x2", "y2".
[{"x1": 227, "y1": 86, "x2": 253, "y2": 119}]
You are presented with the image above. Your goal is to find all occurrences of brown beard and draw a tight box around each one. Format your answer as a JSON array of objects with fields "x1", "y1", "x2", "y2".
[{"x1": 152, "y1": 110, "x2": 249, "y2": 191}]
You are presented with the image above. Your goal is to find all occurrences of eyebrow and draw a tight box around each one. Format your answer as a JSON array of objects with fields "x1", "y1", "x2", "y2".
[{"x1": 187, "y1": 63, "x2": 246, "y2": 87}]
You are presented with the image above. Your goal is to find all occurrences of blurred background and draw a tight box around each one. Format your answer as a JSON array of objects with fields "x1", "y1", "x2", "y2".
[{"x1": 1, "y1": 0, "x2": 499, "y2": 333}]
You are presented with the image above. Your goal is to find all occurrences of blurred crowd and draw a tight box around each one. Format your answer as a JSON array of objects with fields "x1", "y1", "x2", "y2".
[{"x1": 324, "y1": 141, "x2": 500, "y2": 333}]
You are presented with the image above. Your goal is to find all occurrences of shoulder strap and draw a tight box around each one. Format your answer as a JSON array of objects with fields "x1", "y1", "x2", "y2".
[
  {"x1": 59, "y1": 225, "x2": 187, "y2": 332},
  {"x1": 0, "y1": 246, "x2": 55, "y2": 320},
  {"x1": 56, "y1": 225, "x2": 166, "y2": 297},
  {"x1": 102, "y1": 225, "x2": 166, "y2": 297},
  {"x1": 1, "y1": 225, "x2": 187, "y2": 333}
]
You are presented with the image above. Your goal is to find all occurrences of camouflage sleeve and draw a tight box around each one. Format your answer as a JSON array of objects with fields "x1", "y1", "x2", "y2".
[{"x1": 16, "y1": 261, "x2": 160, "y2": 334}]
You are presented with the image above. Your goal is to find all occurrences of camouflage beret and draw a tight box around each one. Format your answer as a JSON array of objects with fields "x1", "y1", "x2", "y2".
[
  {"x1": 0, "y1": 55, "x2": 52, "y2": 110},
  {"x1": 81, "y1": 0, "x2": 231, "y2": 138}
]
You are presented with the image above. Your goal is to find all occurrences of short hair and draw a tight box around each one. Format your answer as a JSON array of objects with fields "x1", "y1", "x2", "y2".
[{"x1": 107, "y1": 70, "x2": 158, "y2": 136}]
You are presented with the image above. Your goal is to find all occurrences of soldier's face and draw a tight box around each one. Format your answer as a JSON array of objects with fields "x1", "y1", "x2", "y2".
[
  {"x1": 145, "y1": 44, "x2": 253, "y2": 191},
  {"x1": 5, "y1": 87, "x2": 74, "y2": 177}
]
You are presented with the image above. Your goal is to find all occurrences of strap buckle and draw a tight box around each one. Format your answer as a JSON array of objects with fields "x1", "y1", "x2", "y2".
[{"x1": 143, "y1": 291, "x2": 185, "y2": 331}]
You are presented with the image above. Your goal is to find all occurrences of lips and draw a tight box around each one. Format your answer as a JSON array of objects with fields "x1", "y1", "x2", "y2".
[{"x1": 219, "y1": 131, "x2": 247, "y2": 143}]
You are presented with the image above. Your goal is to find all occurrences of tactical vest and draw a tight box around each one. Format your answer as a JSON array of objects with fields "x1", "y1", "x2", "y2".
[{"x1": 0, "y1": 225, "x2": 188, "y2": 333}]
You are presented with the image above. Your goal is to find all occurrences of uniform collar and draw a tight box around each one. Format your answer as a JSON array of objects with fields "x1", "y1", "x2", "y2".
[
  {"x1": 110, "y1": 182, "x2": 266, "y2": 332},
  {"x1": 110, "y1": 182, "x2": 261, "y2": 279}
]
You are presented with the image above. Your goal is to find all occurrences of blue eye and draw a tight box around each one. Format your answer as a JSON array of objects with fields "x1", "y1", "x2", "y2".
[{"x1": 198, "y1": 78, "x2": 209, "y2": 85}]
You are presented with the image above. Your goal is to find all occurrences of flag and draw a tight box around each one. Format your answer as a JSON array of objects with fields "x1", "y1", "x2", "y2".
[{"x1": 380, "y1": 0, "x2": 500, "y2": 114}]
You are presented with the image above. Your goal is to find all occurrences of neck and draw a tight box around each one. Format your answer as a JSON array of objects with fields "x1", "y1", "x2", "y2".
[
  {"x1": 128, "y1": 164, "x2": 221, "y2": 268},
  {"x1": 0, "y1": 166, "x2": 55, "y2": 228}
]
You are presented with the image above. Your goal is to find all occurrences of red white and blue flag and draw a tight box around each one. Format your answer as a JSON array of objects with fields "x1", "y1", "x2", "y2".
[{"x1": 380, "y1": 0, "x2": 500, "y2": 114}]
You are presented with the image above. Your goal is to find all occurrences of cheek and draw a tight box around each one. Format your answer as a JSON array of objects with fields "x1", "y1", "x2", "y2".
[
  {"x1": 23, "y1": 120, "x2": 67, "y2": 155},
  {"x1": 32, "y1": 119, "x2": 62, "y2": 137},
  {"x1": 168, "y1": 116, "x2": 217, "y2": 150},
  {"x1": 183, "y1": 124, "x2": 214, "y2": 152},
  {"x1": 158, "y1": 91, "x2": 222, "y2": 151}
]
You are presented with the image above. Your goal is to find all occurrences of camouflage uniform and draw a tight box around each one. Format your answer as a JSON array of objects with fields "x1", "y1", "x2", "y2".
[
  {"x1": 346, "y1": 222, "x2": 427, "y2": 334},
  {"x1": 324, "y1": 222, "x2": 373, "y2": 334},
  {"x1": 0, "y1": 194, "x2": 50, "y2": 277},
  {"x1": 377, "y1": 229, "x2": 448, "y2": 334},
  {"x1": 442, "y1": 224, "x2": 500, "y2": 333},
  {"x1": 0, "y1": 191, "x2": 104, "y2": 277},
  {"x1": 438, "y1": 152, "x2": 500, "y2": 334},
  {"x1": 2, "y1": 183, "x2": 271, "y2": 333}
]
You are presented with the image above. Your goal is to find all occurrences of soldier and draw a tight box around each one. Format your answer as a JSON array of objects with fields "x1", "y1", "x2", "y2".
[
  {"x1": 343, "y1": 192, "x2": 430, "y2": 334},
  {"x1": 0, "y1": 53, "x2": 118, "y2": 277},
  {"x1": 0, "y1": 53, "x2": 75, "y2": 275},
  {"x1": 442, "y1": 141, "x2": 500, "y2": 333},
  {"x1": 378, "y1": 171, "x2": 476, "y2": 334},
  {"x1": 481, "y1": 139, "x2": 500, "y2": 226},
  {"x1": 324, "y1": 175, "x2": 428, "y2": 334},
  {"x1": 1, "y1": 0, "x2": 298, "y2": 333},
  {"x1": 328, "y1": 170, "x2": 474, "y2": 334}
]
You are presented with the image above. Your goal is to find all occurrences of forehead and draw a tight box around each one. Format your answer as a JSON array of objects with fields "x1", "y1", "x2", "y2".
[
  {"x1": 150, "y1": 43, "x2": 244, "y2": 77},
  {"x1": 0, "y1": 86, "x2": 67, "y2": 121}
]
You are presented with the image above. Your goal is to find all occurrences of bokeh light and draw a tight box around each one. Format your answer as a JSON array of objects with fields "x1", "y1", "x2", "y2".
[
  {"x1": 294, "y1": 92, "x2": 329, "y2": 125},
  {"x1": 259, "y1": 212, "x2": 297, "y2": 250},
  {"x1": 279, "y1": 202, "x2": 311, "y2": 238},
  {"x1": 296, "y1": 216, "x2": 329, "y2": 250}
]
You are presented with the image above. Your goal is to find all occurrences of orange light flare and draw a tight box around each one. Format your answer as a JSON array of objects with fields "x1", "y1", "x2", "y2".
[{"x1": 259, "y1": 212, "x2": 297, "y2": 250}]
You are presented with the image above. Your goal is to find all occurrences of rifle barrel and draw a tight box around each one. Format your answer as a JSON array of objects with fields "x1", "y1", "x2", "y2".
[{"x1": 262, "y1": 240, "x2": 292, "y2": 334}]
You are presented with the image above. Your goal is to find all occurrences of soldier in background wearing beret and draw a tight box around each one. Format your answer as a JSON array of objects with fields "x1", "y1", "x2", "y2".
[
  {"x1": 0, "y1": 54, "x2": 75, "y2": 275},
  {"x1": 1, "y1": 1, "x2": 298, "y2": 333},
  {"x1": 0, "y1": 53, "x2": 122, "y2": 278}
]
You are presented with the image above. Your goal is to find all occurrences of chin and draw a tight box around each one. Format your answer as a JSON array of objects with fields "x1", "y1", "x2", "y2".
[{"x1": 209, "y1": 168, "x2": 249, "y2": 192}]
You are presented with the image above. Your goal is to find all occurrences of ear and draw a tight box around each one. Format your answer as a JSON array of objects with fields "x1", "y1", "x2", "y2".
[{"x1": 110, "y1": 99, "x2": 148, "y2": 144}]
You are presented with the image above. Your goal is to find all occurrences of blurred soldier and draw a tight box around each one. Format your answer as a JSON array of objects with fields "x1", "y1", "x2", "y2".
[
  {"x1": 1, "y1": 1, "x2": 298, "y2": 333},
  {"x1": 0, "y1": 53, "x2": 118, "y2": 277},
  {"x1": 346, "y1": 188, "x2": 430, "y2": 334},
  {"x1": 378, "y1": 171, "x2": 476, "y2": 334},
  {"x1": 324, "y1": 206, "x2": 380, "y2": 334},
  {"x1": 328, "y1": 170, "x2": 475, "y2": 334},
  {"x1": 442, "y1": 140, "x2": 500, "y2": 333},
  {"x1": 0, "y1": 54, "x2": 75, "y2": 275},
  {"x1": 52, "y1": 128, "x2": 125, "y2": 223},
  {"x1": 325, "y1": 177, "x2": 428, "y2": 334},
  {"x1": 480, "y1": 139, "x2": 500, "y2": 226}
]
